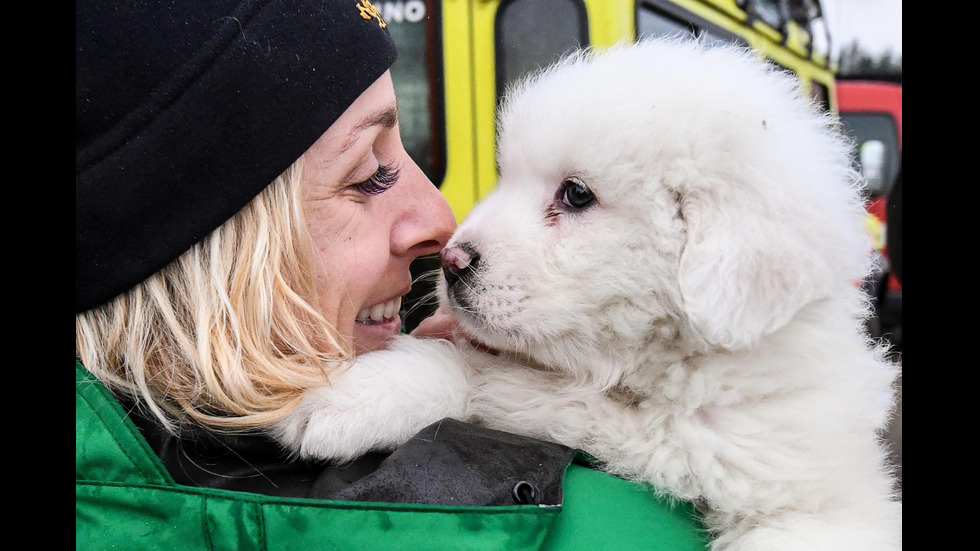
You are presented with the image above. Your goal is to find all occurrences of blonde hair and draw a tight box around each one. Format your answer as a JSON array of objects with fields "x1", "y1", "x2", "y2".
[{"x1": 75, "y1": 159, "x2": 352, "y2": 433}]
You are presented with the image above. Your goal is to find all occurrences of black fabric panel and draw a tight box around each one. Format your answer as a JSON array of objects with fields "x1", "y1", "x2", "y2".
[
  {"x1": 124, "y1": 401, "x2": 574, "y2": 506},
  {"x1": 316, "y1": 418, "x2": 575, "y2": 506}
]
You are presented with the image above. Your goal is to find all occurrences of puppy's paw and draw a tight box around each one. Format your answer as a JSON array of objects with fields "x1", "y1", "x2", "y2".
[{"x1": 271, "y1": 335, "x2": 470, "y2": 462}]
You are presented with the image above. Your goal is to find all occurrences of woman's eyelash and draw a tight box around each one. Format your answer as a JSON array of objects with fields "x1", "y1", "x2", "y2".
[{"x1": 355, "y1": 163, "x2": 400, "y2": 195}]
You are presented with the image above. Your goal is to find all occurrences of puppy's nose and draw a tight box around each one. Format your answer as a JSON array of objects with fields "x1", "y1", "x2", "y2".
[{"x1": 441, "y1": 243, "x2": 480, "y2": 288}]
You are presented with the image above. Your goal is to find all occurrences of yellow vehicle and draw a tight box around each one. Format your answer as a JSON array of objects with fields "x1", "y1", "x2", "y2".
[{"x1": 382, "y1": 0, "x2": 838, "y2": 327}]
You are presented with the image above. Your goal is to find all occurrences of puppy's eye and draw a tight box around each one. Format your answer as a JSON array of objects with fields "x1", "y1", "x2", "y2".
[{"x1": 561, "y1": 179, "x2": 595, "y2": 209}]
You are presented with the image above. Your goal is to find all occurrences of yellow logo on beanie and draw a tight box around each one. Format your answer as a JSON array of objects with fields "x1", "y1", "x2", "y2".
[{"x1": 357, "y1": 0, "x2": 386, "y2": 28}]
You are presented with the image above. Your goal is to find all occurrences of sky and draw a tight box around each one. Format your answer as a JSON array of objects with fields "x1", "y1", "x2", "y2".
[{"x1": 821, "y1": 0, "x2": 902, "y2": 58}]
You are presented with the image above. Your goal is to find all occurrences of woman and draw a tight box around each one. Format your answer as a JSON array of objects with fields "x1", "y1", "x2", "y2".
[{"x1": 76, "y1": 1, "x2": 707, "y2": 548}]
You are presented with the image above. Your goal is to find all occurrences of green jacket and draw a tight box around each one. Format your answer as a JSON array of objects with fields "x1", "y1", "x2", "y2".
[{"x1": 76, "y1": 362, "x2": 709, "y2": 550}]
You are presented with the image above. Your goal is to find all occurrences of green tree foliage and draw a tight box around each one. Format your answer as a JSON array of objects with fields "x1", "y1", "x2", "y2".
[{"x1": 838, "y1": 40, "x2": 902, "y2": 76}]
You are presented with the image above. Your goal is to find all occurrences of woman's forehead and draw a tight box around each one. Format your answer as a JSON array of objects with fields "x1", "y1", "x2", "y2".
[{"x1": 307, "y1": 72, "x2": 398, "y2": 159}]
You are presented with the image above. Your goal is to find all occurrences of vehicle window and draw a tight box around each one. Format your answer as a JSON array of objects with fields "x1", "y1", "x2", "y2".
[
  {"x1": 496, "y1": 0, "x2": 589, "y2": 102},
  {"x1": 838, "y1": 112, "x2": 901, "y2": 197},
  {"x1": 636, "y1": 6, "x2": 695, "y2": 39},
  {"x1": 743, "y1": 0, "x2": 784, "y2": 30},
  {"x1": 637, "y1": 0, "x2": 744, "y2": 47},
  {"x1": 385, "y1": 0, "x2": 446, "y2": 186},
  {"x1": 809, "y1": 81, "x2": 830, "y2": 113}
]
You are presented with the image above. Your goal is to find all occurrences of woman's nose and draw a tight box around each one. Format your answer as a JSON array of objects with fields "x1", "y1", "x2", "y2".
[{"x1": 391, "y1": 160, "x2": 457, "y2": 258}]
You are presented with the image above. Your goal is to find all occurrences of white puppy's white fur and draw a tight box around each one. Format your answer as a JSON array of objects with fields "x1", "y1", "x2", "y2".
[
  {"x1": 274, "y1": 38, "x2": 901, "y2": 550},
  {"x1": 272, "y1": 334, "x2": 470, "y2": 463}
]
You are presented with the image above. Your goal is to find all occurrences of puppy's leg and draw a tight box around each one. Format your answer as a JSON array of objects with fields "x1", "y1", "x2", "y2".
[
  {"x1": 623, "y1": 401, "x2": 903, "y2": 551},
  {"x1": 271, "y1": 335, "x2": 470, "y2": 462},
  {"x1": 712, "y1": 501, "x2": 903, "y2": 551},
  {"x1": 464, "y1": 351, "x2": 636, "y2": 456}
]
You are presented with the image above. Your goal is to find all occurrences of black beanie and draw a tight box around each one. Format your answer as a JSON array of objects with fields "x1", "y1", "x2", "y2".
[{"x1": 76, "y1": 0, "x2": 398, "y2": 313}]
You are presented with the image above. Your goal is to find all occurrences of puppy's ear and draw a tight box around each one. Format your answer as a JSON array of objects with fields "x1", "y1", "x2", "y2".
[{"x1": 676, "y1": 187, "x2": 833, "y2": 350}]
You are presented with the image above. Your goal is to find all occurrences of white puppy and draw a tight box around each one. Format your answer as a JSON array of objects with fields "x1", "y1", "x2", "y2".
[
  {"x1": 437, "y1": 39, "x2": 901, "y2": 550},
  {"x1": 274, "y1": 37, "x2": 901, "y2": 550}
]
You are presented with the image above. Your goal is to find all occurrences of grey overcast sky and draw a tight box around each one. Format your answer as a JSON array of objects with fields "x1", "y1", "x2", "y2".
[{"x1": 822, "y1": 0, "x2": 902, "y2": 57}]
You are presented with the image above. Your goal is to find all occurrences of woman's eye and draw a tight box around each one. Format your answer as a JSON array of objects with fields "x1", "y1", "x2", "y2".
[
  {"x1": 561, "y1": 179, "x2": 595, "y2": 209},
  {"x1": 355, "y1": 163, "x2": 400, "y2": 195}
]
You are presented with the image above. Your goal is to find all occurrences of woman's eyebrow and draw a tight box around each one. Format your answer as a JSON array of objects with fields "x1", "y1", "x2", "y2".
[{"x1": 339, "y1": 106, "x2": 398, "y2": 154}]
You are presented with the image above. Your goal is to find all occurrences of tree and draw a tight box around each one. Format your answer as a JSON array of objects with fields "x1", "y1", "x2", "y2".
[{"x1": 837, "y1": 39, "x2": 901, "y2": 77}]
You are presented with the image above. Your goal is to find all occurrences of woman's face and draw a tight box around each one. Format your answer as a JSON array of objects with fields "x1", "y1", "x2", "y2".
[{"x1": 302, "y1": 71, "x2": 456, "y2": 354}]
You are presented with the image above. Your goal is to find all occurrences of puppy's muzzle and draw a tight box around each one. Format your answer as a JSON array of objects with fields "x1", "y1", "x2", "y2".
[{"x1": 441, "y1": 243, "x2": 480, "y2": 289}]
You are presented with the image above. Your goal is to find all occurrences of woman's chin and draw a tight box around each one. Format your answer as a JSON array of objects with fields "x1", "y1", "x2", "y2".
[{"x1": 352, "y1": 316, "x2": 403, "y2": 354}]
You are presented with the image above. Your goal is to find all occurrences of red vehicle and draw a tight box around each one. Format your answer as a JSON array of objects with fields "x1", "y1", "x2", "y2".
[{"x1": 835, "y1": 78, "x2": 902, "y2": 348}]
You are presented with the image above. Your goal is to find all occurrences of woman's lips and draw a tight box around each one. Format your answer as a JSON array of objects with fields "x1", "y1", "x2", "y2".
[
  {"x1": 355, "y1": 315, "x2": 402, "y2": 333},
  {"x1": 352, "y1": 295, "x2": 405, "y2": 353},
  {"x1": 353, "y1": 312, "x2": 403, "y2": 354},
  {"x1": 355, "y1": 296, "x2": 402, "y2": 323}
]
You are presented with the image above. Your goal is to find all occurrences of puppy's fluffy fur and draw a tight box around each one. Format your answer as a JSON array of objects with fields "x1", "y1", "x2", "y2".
[{"x1": 275, "y1": 38, "x2": 901, "y2": 550}]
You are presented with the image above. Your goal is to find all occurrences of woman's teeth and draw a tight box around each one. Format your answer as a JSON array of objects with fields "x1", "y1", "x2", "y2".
[{"x1": 355, "y1": 296, "x2": 402, "y2": 323}]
